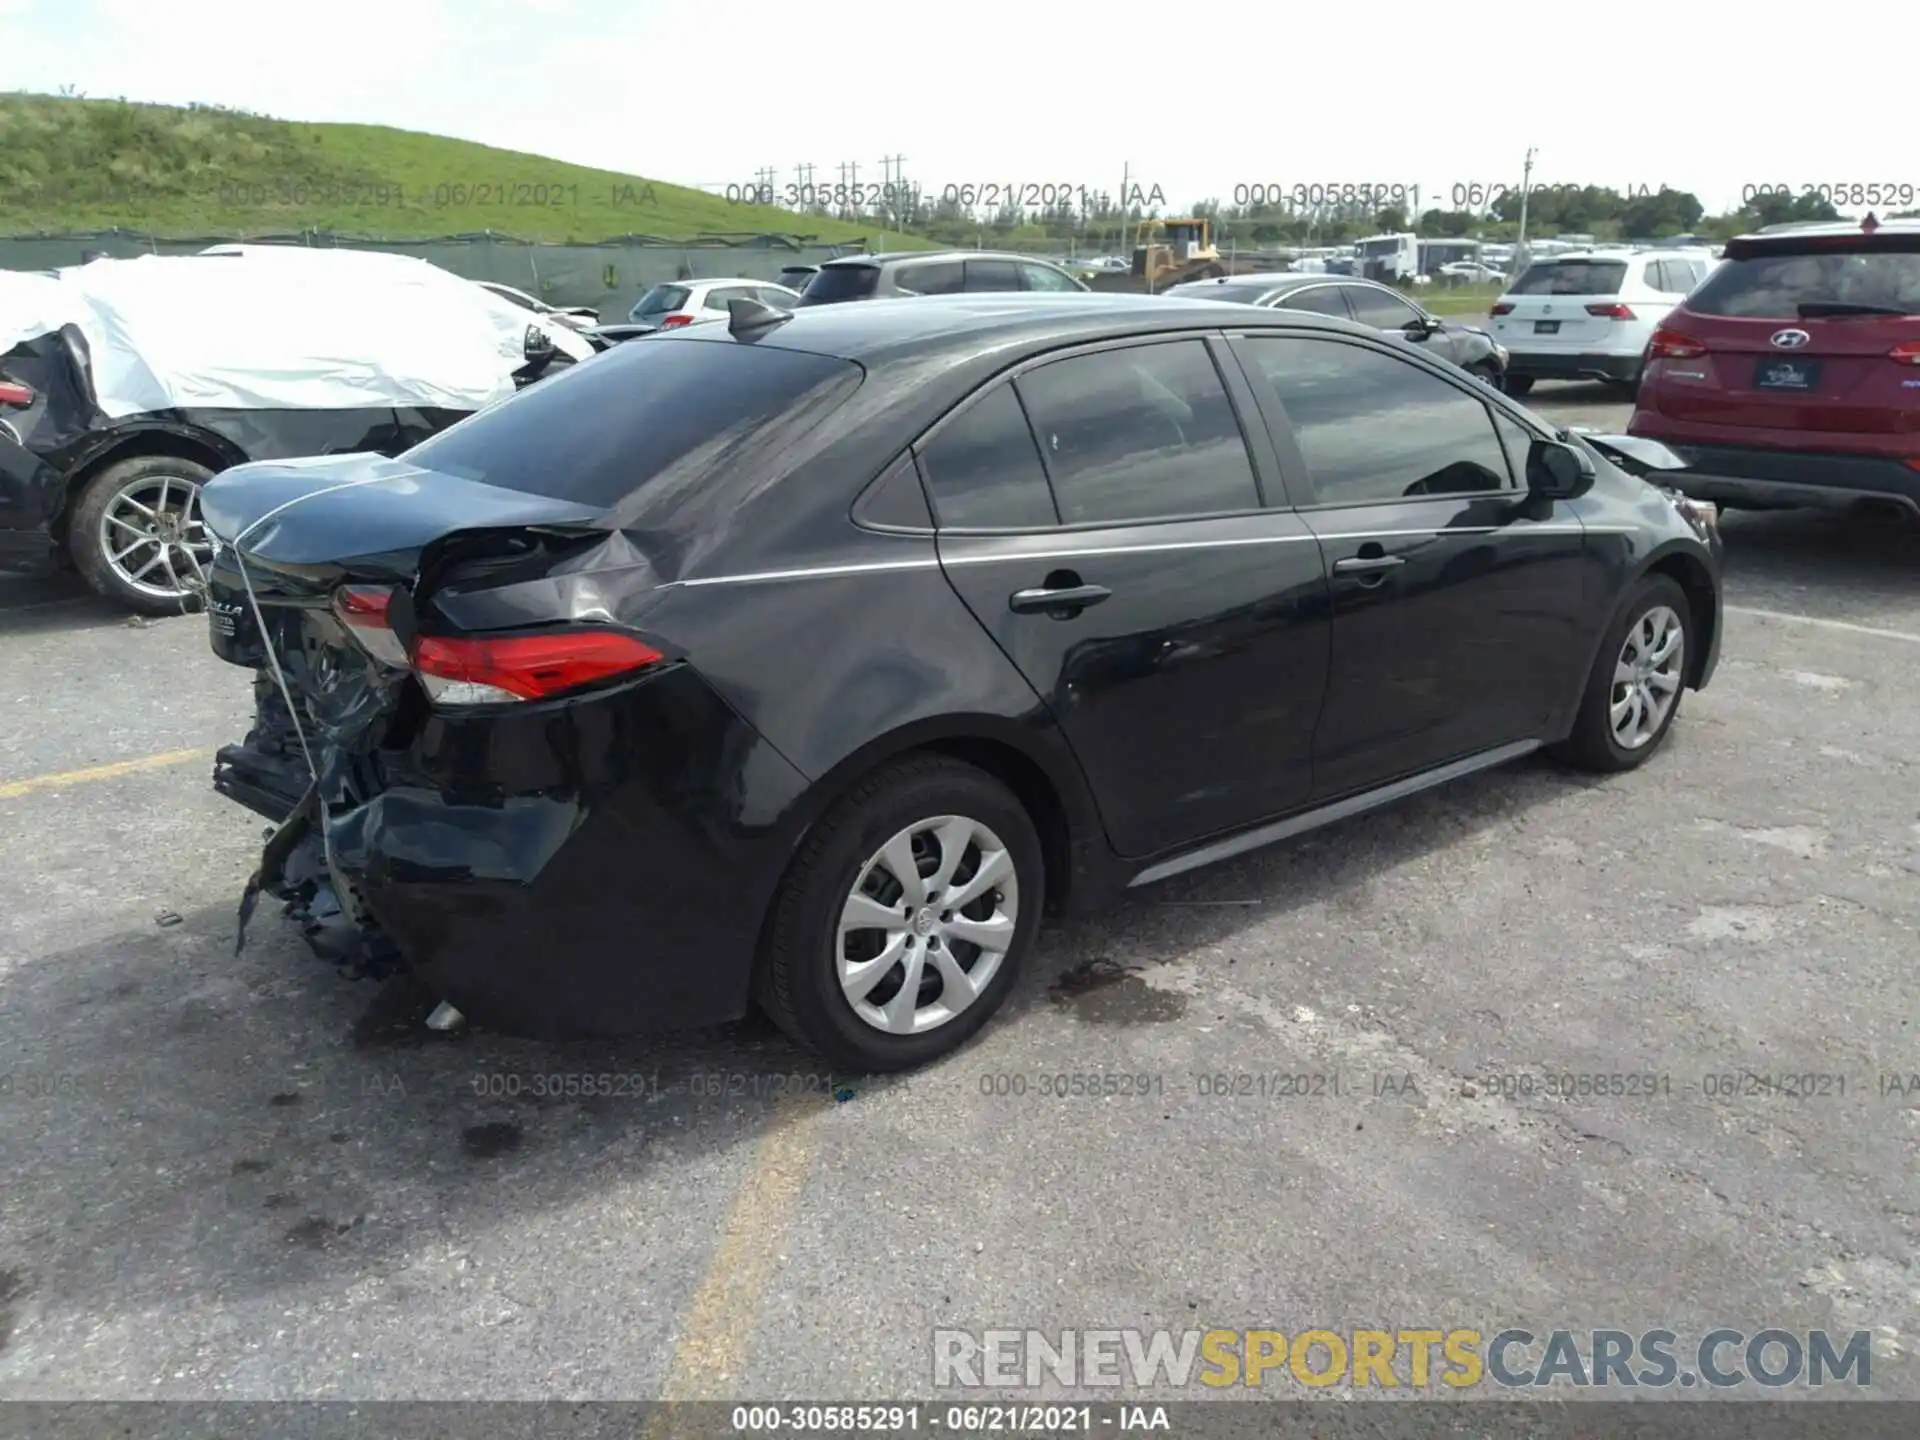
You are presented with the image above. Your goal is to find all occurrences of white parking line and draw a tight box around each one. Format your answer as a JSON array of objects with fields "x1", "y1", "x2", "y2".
[{"x1": 1726, "y1": 605, "x2": 1920, "y2": 646}]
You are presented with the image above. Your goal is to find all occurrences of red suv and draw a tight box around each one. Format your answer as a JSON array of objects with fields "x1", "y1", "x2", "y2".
[{"x1": 1628, "y1": 215, "x2": 1920, "y2": 522}]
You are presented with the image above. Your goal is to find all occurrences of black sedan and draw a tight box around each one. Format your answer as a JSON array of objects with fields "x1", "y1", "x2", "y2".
[
  {"x1": 1163, "y1": 272, "x2": 1510, "y2": 389},
  {"x1": 200, "y1": 292, "x2": 1722, "y2": 1071}
]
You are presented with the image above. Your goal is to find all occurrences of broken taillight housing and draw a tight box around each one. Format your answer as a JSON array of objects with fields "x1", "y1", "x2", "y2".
[{"x1": 331, "y1": 584, "x2": 664, "y2": 705}]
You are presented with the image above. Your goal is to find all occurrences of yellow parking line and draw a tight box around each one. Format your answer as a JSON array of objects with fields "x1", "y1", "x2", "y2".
[
  {"x1": 0, "y1": 747, "x2": 209, "y2": 799},
  {"x1": 650, "y1": 1089, "x2": 828, "y2": 1412}
]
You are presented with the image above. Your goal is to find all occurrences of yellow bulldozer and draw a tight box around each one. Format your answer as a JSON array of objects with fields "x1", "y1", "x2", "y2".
[{"x1": 1083, "y1": 217, "x2": 1261, "y2": 293}]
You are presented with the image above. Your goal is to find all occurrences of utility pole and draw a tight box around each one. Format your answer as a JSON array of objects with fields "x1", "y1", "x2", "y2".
[
  {"x1": 1516, "y1": 147, "x2": 1536, "y2": 264},
  {"x1": 879, "y1": 153, "x2": 907, "y2": 237},
  {"x1": 755, "y1": 165, "x2": 777, "y2": 204}
]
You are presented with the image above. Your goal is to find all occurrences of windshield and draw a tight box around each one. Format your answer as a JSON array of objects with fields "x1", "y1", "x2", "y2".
[
  {"x1": 1687, "y1": 247, "x2": 1920, "y2": 318},
  {"x1": 1510, "y1": 260, "x2": 1627, "y2": 296},
  {"x1": 632, "y1": 284, "x2": 690, "y2": 317}
]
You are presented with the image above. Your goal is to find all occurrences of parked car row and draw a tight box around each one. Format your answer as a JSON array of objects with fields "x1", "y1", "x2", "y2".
[
  {"x1": 201, "y1": 289, "x2": 1722, "y2": 1069},
  {"x1": 1489, "y1": 247, "x2": 1718, "y2": 394}
]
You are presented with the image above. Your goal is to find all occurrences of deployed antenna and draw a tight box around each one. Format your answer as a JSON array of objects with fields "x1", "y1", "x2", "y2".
[{"x1": 728, "y1": 296, "x2": 793, "y2": 337}]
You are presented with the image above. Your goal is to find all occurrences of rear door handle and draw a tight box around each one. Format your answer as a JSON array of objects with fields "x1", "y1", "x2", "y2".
[
  {"x1": 1332, "y1": 555, "x2": 1406, "y2": 574},
  {"x1": 1009, "y1": 583, "x2": 1111, "y2": 615}
]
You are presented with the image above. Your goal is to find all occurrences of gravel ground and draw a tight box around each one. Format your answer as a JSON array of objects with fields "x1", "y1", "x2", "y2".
[{"x1": 2, "y1": 382, "x2": 1915, "y2": 1415}]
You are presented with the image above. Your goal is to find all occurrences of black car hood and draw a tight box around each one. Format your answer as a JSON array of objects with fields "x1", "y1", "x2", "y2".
[{"x1": 201, "y1": 452, "x2": 609, "y2": 573}]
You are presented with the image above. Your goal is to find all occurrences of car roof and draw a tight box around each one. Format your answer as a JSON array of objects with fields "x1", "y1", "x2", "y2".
[
  {"x1": 820, "y1": 250, "x2": 1064, "y2": 269},
  {"x1": 685, "y1": 276, "x2": 789, "y2": 288},
  {"x1": 1745, "y1": 217, "x2": 1920, "y2": 239},
  {"x1": 667, "y1": 291, "x2": 1365, "y2": 363}
]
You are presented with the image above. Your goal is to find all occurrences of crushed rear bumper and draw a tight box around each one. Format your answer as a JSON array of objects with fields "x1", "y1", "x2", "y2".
[{"x1": 1648, "y1": 442, "x2": 1920, "y2": 516}]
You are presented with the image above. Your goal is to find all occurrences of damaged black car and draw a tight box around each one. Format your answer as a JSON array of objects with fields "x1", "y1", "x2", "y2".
[{"x1": 205, "y1": 292, "x2": 1722, "y2": 1071}]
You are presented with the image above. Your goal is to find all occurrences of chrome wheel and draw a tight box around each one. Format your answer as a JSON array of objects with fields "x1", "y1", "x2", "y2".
[
  {"x1": 837, "y1": 814, "x2": 1018, "y2": 1035},
  {"x1": 97, "y1": 471, "x2": 212, "y2": 603},
  {"x1": 1610, "y1": 605, "x2": 1685, "y2": 750}
]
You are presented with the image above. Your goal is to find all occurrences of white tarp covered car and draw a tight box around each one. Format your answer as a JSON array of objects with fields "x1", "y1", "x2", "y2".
[{"x1": 0, "y1": 245, "x2": 593, "y2": 612}]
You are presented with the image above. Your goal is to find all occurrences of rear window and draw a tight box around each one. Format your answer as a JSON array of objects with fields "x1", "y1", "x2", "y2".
[
  {"x1": 1686, "y1": 246, "x2": 1920, "y2": 318},
  {"x1": 797, "y1": 265, "x2": 880, "y2": 306},
  {"x1": 633, "y1": 284, "x2": 689, "y2": 316},
  {"x1": 402, "y1": 338, "x2": 862, "y2": 509},
  {"x1": 1509, "y1": 260, "x2": 1627, "y2": 296}
]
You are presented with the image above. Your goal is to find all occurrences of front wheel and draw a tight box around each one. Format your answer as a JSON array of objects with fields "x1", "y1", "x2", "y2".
[
  {"x1": 68, "y1": 454, "x2": 217, "y2": 614},
  {"x1": 1468, "y1": 361, "x2": 1504, "y2": 392},
  {"x1": 1503, "y1": 375, "x2": 1536, "y2": 397},
  {"x1": 757, "y1": 755, "x2": 1044, "y2": 1072},
  {"x1": 1551, "y1": 575, "x2": 1691, "y2": 773}
]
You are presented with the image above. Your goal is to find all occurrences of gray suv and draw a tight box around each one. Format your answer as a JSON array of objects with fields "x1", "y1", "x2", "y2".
[{"x1": 793, "y1": 250, "x2": 1088, "y2": 306}]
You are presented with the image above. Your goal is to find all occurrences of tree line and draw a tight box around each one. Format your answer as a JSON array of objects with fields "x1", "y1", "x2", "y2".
[{"x1": 811, "y1": 179, "x2": 1918, "y2": 251}]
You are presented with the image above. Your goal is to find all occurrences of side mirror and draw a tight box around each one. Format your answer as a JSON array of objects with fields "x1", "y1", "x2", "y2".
[
  {"x1": 523, "y1": 324, "x2": 556, "y2": 360},
  {"x1": 1525, "y1": 438, "x2": 1595, "y2": 500},
  {"x1": 1405, "y1": 314, "x2": 1440, "y2": 338}
]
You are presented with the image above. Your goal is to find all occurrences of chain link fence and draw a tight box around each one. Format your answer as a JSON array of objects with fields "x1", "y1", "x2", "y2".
[{"x1": 0, "y1": 229, "x2": 877, "y2": 321}]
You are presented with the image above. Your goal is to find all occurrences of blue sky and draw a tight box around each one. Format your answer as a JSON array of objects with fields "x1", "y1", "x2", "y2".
[{"x1": 2, "y1": 0, "x2": 1909, "y2": 217}]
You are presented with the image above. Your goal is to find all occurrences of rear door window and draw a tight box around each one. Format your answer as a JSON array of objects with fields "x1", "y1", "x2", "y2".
[
  {"x1": 895, "y1": 260, "x2": 966, "y2": 295},
  {"x1": 1510, "y1": 260, "x2": 1628, "y2": 296},
  {"x1": 403, "y1": 339, "x2": 862, "y2": 510},
  {"x1": 703, "y1": 286, "x2": 751, "y2": 311},
  {"x1": 918, "y1": 385, "x2": 1059, "y2": 529},
  {"x1": 1685, "y1": 245, "x2": 1920, "y2": 318},
  {"x1": 963, "y1": 259, "x2": 1024, "y2": 292},
  {"x1": 1014, "y1": 340, "x2": 1261, "y2": 525}
]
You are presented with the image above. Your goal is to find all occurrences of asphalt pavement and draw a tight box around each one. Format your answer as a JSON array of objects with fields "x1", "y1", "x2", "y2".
[{"x1": 2, "y1": 382, "x2": 1916, "y2": 1410}]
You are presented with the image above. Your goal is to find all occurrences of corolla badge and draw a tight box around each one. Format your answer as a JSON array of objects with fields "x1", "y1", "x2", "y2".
[{"x1": 1770, "y1": 328, "x2": 1811, "y2": 349}]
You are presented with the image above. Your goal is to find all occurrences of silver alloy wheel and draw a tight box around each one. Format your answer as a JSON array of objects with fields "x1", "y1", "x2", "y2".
[
  {"x1": 837, "y1": 814, "x2": 1019, "y2": 1035},
  {"x1": 97, "y1": 472, "x2": 213, "y2": 603},
  {"x1": 1610, "y1": 604, "x2": 1685, "y2": 750}
]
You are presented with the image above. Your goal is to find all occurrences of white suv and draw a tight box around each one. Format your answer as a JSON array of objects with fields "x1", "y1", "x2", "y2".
[
  {"x1": 1489, "y1": 249, "x2": 1716, "y2": 395},
  {"x1": 627, "y1": 277, "x2": 803, "y2": 330}
]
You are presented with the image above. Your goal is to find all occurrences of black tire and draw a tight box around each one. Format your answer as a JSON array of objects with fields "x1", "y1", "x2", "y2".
[
  {"x1": 1503, "y1": 375, "x2": 1536, "y2": 397},
  {"x1": 68, "y1": 453, "x2": 216, "y2": 615},
  {"x1": 757, "y1": 754, "x2": 1044, "y2": 1073},
  {"x1": 1551, "y1": 574, "x2": 1692, "y2": 773},
  {"x1": 1468, "y1": 361, "x2": 1504, "y2": 392}
]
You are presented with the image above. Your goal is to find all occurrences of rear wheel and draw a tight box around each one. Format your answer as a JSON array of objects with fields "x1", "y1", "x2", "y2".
[
  {"x1": 758, "y1": 755, "x2": 1043, "y2": 1072},
  {"x1": 1551, "y1": 575, "x2": 1691, "y2": 773},
  {"x1": 1468, "y1": 361, "x2": 1504, "y2": 391},
  {"x1": 1503, "y1": 375, "x2": 1536, "y2": 397},
  {"x1": 68, "y1": 454, "x2": 216, "y2": 614}
]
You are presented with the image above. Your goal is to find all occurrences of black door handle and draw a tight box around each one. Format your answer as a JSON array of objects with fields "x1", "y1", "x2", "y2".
[
  {"x1": 1009, "y1": 576, "x2": 1111, "y2": 616},
  {"x1": 1331, "y1": 555, "x2": 1406, "y2": 574}
]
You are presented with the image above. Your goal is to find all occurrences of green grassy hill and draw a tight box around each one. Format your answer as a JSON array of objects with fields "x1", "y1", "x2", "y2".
[{"x1": 0, "y1": 92, "x2": 915, "y2": 244}]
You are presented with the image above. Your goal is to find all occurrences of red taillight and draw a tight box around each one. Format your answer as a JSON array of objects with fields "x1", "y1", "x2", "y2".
[
  {"x1": 411, "y1": 630, "x2": 665, "y2": 704},
  {"x1": 658, "y1": 313, "x2": 695, "y2": 328},
  {"x1": 1888, "y1": 341, "x2": 1920, "y2": 365},
  {"x1": 1647, "y1": 328, "x2": 1708, "y2": 360},
  {"x1": 332, "y1": 584, "x2": 665, "y2": 702},
  {"x1": 1490, "y1": 302, "x2": 1514, "y2": 316},
  {"x1": 0, "y1": 379, "x2": 34, "y2": 408},
  {"x1": 1586, "y1": 302, "x2": 1636, "y2": 320}
]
